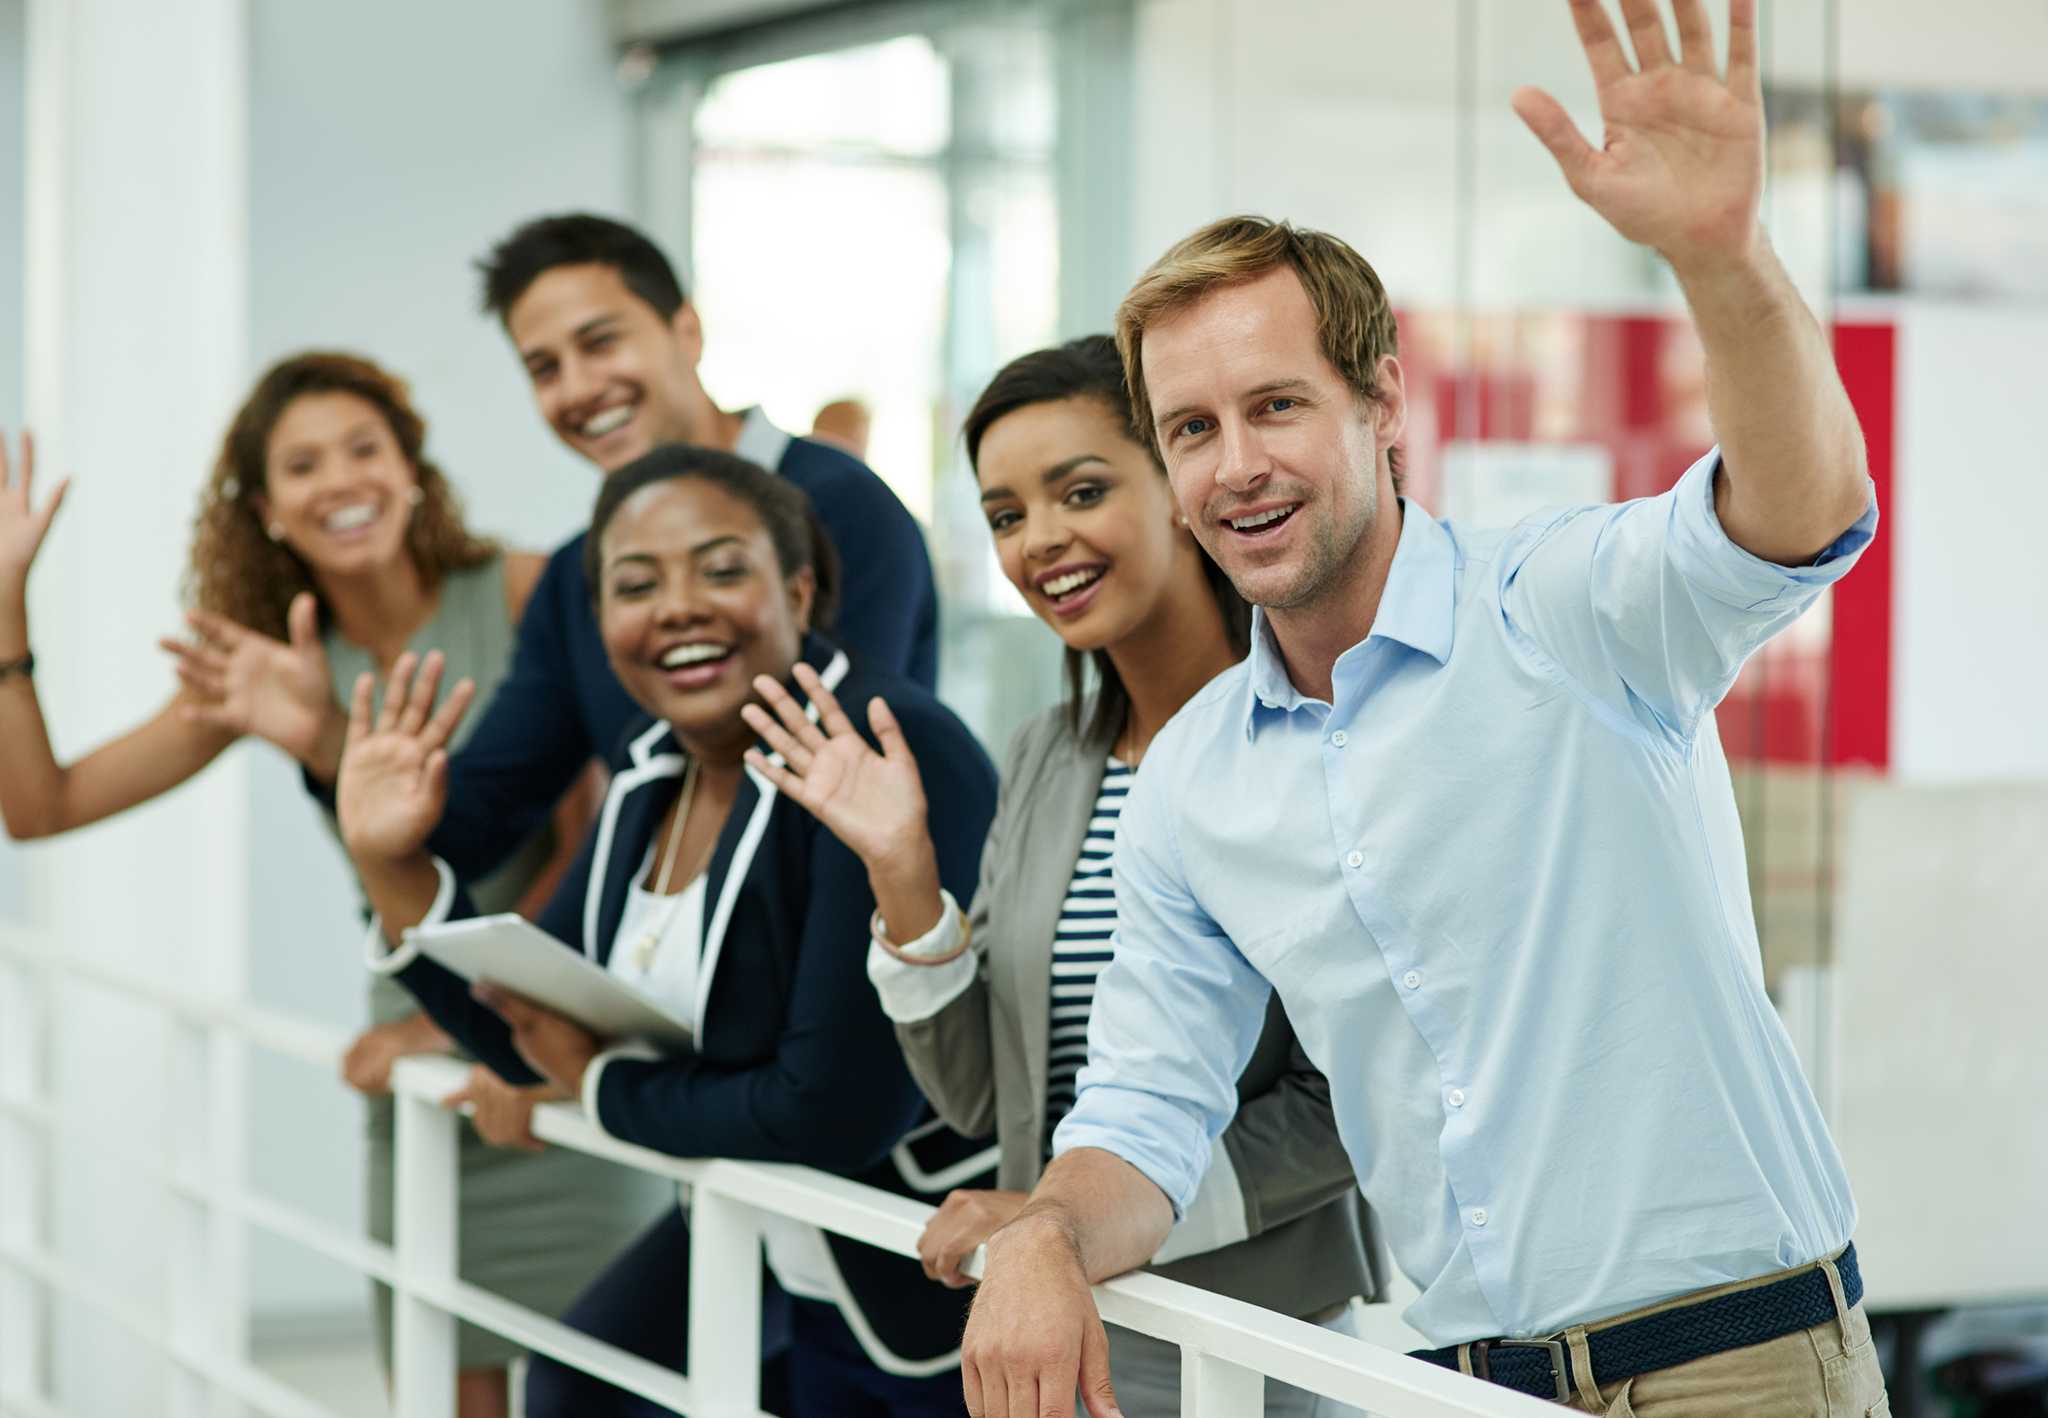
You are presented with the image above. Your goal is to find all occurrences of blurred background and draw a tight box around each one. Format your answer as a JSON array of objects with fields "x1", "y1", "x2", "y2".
[{"x1": 0, "y1": 1, "x2": 2042, "y2": 1414}]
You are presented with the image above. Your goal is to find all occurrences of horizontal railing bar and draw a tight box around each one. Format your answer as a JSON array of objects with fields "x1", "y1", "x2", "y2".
[
  {"x1": 4, "y1": 933, "x2": 1543, "y2": 1416},
  {"x1": 0, "y1": 1089, "x2": 208, "y2": 1201},
  {"x1": 0, "y1": 935, "x2": 349, "y2": 1070},
  {"x1": 0, "y1": 1244, "x2": 345, "y2": 1418},
  {"x1": 221, "y1": 1183, "x2": 400, "y2": 1288}
]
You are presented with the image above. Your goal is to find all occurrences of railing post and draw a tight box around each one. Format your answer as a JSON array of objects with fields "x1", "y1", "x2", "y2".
[
  {"x1": 167, "y1": 1014, "x2": 248, "y2": 1418},
  {"x1": 687, "y1": 1182, "x2": 764, "y2": 1418},
  {"x1": 1181, "y1": 1346, "x2": 1266, "y2": 1418},
  {"x1": 391, "y1": 1060, "x2": 460, "y2": 1418},
  {"x1": 0, "y1": 956, "x2": 50, "y2": 1409}
]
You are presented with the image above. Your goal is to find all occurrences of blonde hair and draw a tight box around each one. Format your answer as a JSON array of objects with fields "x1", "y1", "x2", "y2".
[{"x1": 1114, "y1": 214, "x2": 1403, "y2": 486}]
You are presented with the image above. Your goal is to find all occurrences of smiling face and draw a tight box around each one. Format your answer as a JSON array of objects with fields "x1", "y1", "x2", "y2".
[
  {"x1": 597, "y1": 477, "x2": 813, "y2": 754},
  {"x1": 976, "y1": 396, "x2": 1204, "y2": 654},
  {"x1": 253, "y1": 391, "x2": 418, "y2": 577},
  {"x1": 507, "y1": 263, "x2": 712, "y2": 472},
  {"x1": 1142, "y1": 267, "x2": 1405, "y2": 615}
]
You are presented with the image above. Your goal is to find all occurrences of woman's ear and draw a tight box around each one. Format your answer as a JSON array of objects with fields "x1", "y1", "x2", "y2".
[
  {"x1": 786, "y1": 566, "x2": 817, "y2": 635},
  {"x1": 249, "y1": 490, "x2": 284, "y2": 543}
]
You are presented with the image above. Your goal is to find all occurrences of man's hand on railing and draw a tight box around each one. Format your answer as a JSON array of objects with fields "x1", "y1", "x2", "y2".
[
  {"x1": 341, "y1": 1011, "x2": 455, "y2": 1096},
  {"x1": 962, "y1": 1211, "x2": 1124, "y2": 1418},
  {"x1": 919, "y1": 1188, "x2": 1028, "y2": 1289},
  {"x1": 472, "y1": 981, "x2": 600, "y2": 1097},
  {"x1": 442, "y1": 1063, "x2": 568, "y2": 1152}
]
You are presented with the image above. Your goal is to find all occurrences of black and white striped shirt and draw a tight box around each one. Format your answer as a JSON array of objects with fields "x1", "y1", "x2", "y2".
[{"x1": 1043, "y1": 757, "x2": 1133, "y2": 1156}]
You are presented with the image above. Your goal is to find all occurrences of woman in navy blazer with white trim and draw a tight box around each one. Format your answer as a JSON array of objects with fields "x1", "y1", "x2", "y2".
[{"x1": 337, "y1": 444, "x2": 998, "y2": 1417}]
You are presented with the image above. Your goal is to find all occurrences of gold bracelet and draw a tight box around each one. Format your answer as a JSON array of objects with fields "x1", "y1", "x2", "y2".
[{"x1": 872, "y1": 900, "x2": 973, "y2": 967}]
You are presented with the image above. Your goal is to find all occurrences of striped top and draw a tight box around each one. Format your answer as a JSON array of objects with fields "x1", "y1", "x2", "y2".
[{"x1": 1043, "y1": 756, "x2": 1133, "y2": 1156}]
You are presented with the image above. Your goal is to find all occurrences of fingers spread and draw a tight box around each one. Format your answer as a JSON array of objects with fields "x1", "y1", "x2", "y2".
[
  {"x1": 1567, "y1": 0, "x2": 1632, "y2": 86},
  {"x1": 1670, "y1": 0, "x2": 1715, "y2": 74},
  {"x1": 345, "y1": 671, "x2": 376, "y2": 747},
  {"x1": 397, "y1": 652, "x2": 445, "y2": 737},
  {"x1": 1726, "y1": 0, "x2": 1759, "y2": 97},
  {"x1": 740, "y1": 704, "x2": 813, "y2": 774},
  {"x1": 795, "y1": 661, "x2": 856, "y2": 739},
  {"x1": 377, "y1": 654, "x2": 418, "y2": 734},
  {"x1": 421, "y1": 676, "x2": 475, "y2": 753},
  {"x1": 1511, "y1": 86, "x2": 1597, "y2": 189},
  {"x1": 741, "y1": 747, "x2": 805, "y2": 801},
  {"x1": 1616, "y1": 0, "x2": 1674, "y2": 69},
  {"x1": 867, "y1": 696, "x2": 911, "y2": 761}
]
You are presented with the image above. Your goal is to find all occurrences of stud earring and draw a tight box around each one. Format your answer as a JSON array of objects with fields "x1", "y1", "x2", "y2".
[
  {"x1": 266, "y1": 522, "x2": 286, "y2": 542},
  {"x1": 407, "y1": 486, "x2": 425, "y2": 508}
]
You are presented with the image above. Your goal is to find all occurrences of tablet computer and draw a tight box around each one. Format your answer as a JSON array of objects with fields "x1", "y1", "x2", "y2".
[{"x1": 405, "y1": 913, "x2": 694, "y2": 1050}]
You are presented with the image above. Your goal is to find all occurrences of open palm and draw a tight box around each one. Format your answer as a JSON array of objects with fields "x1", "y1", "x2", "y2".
[
  {"x1": 0, "y1": 431, "x2": 68, "y2": 595},
  {"x1": 1513, "y1": 0, "x2": 1764, "y2": 270},
  {"x1": 164, "y1": 593, "x2": 337, "y2": 762},
  {"x1": 336, "y1": 651, "x2": 476, "y2": 863},
  {"x1": 740, "y1": 662, "x2": 931, "y2": 871}
]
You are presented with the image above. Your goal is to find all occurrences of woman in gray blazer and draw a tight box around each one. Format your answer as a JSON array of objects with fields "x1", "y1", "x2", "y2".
[{"x1": 744, "y1": 336, "x2": 1374, "y2": 1417}]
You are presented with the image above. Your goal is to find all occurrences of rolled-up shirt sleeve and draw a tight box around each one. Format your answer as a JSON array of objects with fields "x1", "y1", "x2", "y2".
[
  {"x1": 1051, "y1": 756, "x2": 1272, "y2": 1219},
  {"x1": 1501, "y1": 447, "x2": 1877, "y2": 740}
]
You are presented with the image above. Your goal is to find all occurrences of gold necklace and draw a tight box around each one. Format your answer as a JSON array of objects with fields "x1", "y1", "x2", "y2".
[{"x1": 630, "y1": 759, "x2": 701, "y2": 973}]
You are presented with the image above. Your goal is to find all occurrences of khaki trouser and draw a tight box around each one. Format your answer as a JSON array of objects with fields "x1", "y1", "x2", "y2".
[{"x1": 1457, "y1": 1249, "x2": 1893, "y2": 1416}]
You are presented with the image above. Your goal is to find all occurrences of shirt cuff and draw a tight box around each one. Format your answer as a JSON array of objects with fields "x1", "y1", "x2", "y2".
[
  {"x1": 580, "y1": 1042, "x2": 662, "y2": 1134},
  {"x1": 865, "y1": 892, "x2": 975, "y2": 1023},
  {"x1": 1668, "y1": 447, "x2": 1878, "y2": 608},
  {"x1": 362, "y1": 857, "x2": 457, "y2": 976},
  {"x1": 1150, "y1": 1133, "x2": 1251, "y2": 1265},
  {"x1": 1051, "y1": 1085, "x2": 1209, "y2": 1221}
]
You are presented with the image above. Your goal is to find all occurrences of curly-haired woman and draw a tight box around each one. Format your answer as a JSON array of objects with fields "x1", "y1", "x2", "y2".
[{"x1": 0, "y1": 352, "x2": 670, "y2": 1418}]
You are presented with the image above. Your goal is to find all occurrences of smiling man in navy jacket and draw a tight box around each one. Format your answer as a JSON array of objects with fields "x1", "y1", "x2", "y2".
[{"x1": 303, "y1": 214, "x2": 941, "y2": 883}]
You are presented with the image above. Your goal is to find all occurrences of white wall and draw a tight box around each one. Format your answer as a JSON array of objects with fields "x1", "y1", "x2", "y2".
[
  {"x1": 240, "y1": 0, "x2": 633, "y2": 1324},
  {"x1": 0, "y1": 1, "x2": 26, "y2": 922},
  {"x1": 1890, "y1": 302, "x2": 2048, "y2": 783}
]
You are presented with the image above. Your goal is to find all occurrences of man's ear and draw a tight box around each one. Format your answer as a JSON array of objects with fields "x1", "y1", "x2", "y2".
[
  {"x1": 669, "y1": 301, "x2": 705, "y2": 366},
  {"x1": 1369, "y1": 353, "x2": 1408, "y2": 451}
]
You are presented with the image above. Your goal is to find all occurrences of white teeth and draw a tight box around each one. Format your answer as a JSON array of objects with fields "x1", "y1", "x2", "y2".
[
  {"x1": 660, "y1": 643, "x2": 730, "y2": 669},
  {"x1": 1228, "y1": 505, "x2": 1295, "y2": 531},
  {"x1": 581, "y1": 405, "x2": 633, "y2": 437},
  {"x1": 325, "y1": 504, "x2": 377, "y2": 532},
  {"x1": 1042, "y1": 568, "x2": 1104, "y2": 599}
]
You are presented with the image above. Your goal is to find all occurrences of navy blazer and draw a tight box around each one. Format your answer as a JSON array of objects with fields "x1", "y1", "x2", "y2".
[
  {"x1": 411, "y1": 432, "x2": 939, "y2": 884},
  {"x1": 379, "y1": 636, "x2": 997, "y2": 1370}
]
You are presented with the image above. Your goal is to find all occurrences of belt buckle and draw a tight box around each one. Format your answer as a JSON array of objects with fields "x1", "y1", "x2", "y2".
[{"x1": 1471, "y1": 1338, "x2": 1571, "y2": 1402}]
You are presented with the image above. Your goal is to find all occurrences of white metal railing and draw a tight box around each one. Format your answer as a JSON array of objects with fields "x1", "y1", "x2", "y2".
[{"x1": 0, "y1": 930, "x2": 1555, "y2": 1418}]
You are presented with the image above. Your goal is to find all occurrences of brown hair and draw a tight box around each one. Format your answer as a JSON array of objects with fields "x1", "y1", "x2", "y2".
[
  {"x1": 962, "y1": 335, "x2": 1250, "y2": 747},
  {"x1": 184, "y1": 352, "x2": 497, "y2": 639},
  {"x1": 1115, "y1": 214, "x2": 1403, "y2": 489}
]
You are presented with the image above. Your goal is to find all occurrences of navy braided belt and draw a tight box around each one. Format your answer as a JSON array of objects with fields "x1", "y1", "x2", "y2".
[{"x1": 1412, "y1": 1244, "x2": 1862, "y2": 1403}]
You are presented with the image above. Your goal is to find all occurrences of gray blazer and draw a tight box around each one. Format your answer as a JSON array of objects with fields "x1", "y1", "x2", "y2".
[{"x1": 894, "y1": 704, "x2": 1373, "y2": 1317}]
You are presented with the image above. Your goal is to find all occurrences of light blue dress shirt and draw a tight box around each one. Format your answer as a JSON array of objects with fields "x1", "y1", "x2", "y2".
[{"x1": 1055, "y1": 450, "x2": 1876, "y2": 1346}]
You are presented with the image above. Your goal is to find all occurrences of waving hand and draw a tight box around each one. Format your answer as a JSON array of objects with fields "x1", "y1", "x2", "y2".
[
  {"x1": 1512, "y1": 0, "x2": 1763, "y2": 272},
  {"x1": 335, "y1": 651, "x2": 475, "y2": 864}
]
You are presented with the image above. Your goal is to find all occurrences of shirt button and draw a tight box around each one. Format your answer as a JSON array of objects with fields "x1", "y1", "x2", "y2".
[
  {"x1": 1447, "y1": 1088, "x2": 1467, "y2": 1108},
  {"x1": 1330, "y1": 730, "x2": 1348, "y2": 747},
  {"x1": 1471, "y1": 1208, "x2": 1489, "y2": 1227},
  {"x1": 1402, "y1": 969, "x2": 1422, "y2": 990},
  {"x1": 1345, "y1": 850, "x2": 1363, "y2": 869}
]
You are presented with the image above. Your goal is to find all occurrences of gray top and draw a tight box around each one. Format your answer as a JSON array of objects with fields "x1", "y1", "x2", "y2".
[
  {"x1": 322, "y1": 556, "x2": 558, "y2": 1025},
  {"x1": 892, "y1": 702, "x2": 1375, "y2": 1317}
]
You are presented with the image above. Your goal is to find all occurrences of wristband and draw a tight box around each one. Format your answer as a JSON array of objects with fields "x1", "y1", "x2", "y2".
[
  {"x1": 0, "y1": 650, "x2": 32, "y2": 682},
  {"x1": 872, "y1": 900, "x2": 973, "y2": 967}
]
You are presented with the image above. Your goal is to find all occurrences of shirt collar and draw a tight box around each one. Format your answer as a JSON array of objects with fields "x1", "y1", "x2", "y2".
[
  {"x1": 733, "y1": 406, "x2": 791, "y2": 473},
  {"x1": 1241, "y1": 497, "x2": 1458, "y2": 737}
]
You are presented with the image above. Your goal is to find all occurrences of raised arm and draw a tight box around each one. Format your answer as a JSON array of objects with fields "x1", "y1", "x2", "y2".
[
  {"x1": 0, "y1": 432, "x2": 237, "y2": 840},
  {"x1": 1513, "y1": 0, "x2": 1869, "y2": 562},
  {"x1": 742, "y1": 664, "x2": 1003, "y2": 1134}
]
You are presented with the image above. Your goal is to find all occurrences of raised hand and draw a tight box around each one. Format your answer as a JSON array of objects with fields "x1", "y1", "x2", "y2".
[
  {"x1": 0, "y1": 431, "x2": 69, "y2": 598},
  {"x1": 335, "y1": 651, "x2": 475, "y2": 864},
  {"x1": 1512, "y1": 0, "x2": 1763, "y2": 272},
  {"x1": 162, "y1": 592, "x2": 344, "y2": 767},
  {"x1": 739, "y1": 662, "x2": 932, "y2": 874}
]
